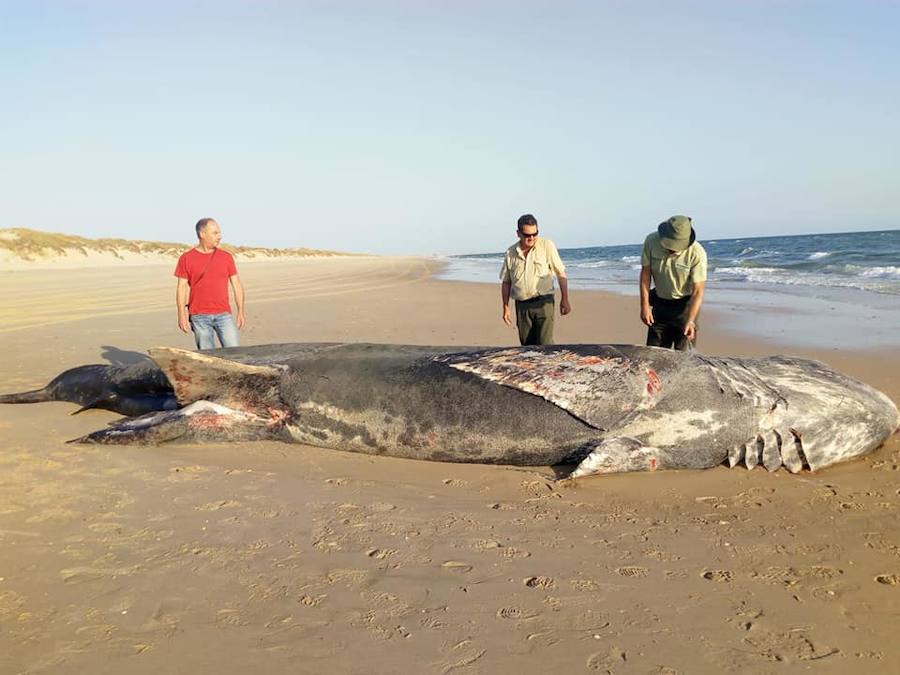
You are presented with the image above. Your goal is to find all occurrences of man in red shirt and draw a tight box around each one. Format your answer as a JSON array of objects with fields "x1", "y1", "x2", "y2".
[{"x1": 174, "y1": 218, "x2": 246, "y2": 349}]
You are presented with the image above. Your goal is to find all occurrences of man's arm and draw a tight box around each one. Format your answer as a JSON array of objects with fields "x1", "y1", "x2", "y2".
[
  {"x1": 546, "y1": 242, "x2": 570, "y2": 315},
  {"x1": 176, "y1": 278, "x2": 190, "y2": 333},
  {"x1": 229, "y1": 275, "x2": 246, "y2": 329},
  {"x1": 557, "y1": 275, "x2": 571, "y2": 315},
  {"x1": 501, "y1": 280, "x2": 513, "y2": 326},
  {"x1": 683, "y1": 281, "x2": 705, "y2": 340},
  {"x1": 639, "y1": 266, "x2": 654, "y2": 326}
]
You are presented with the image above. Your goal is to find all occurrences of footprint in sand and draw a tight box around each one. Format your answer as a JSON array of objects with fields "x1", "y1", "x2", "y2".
[
  {"x1": 325, "y1": 569, "x2": 369, "y2": 585},
  {"x1": 520, "y1": 479, "x2": 556, "y2": 497},
  {"x1": 586, "y1": 647, "x2": 626, "y2": 671},
  {"x1": 615, "y1": 566, "x2": 649, "y2": 578},
  {"x1": 742, "y1": 628, "x2": 839, "y2": 662},
  {"x1": 442, "y1": 478, "x2": 468, "y2": 487},
  {"x1": 500, "y1": 546, "x2": 531, "y2": 559},
  {"x1": 441, "y1": 561, "x2": 473, "y2": 574},
  {"x1": 469, "y1": 539, "x2": 502, "y2": 551},
  {"x1": 570, "y1": 579, "x2": 600, "y2": 592},
  {"x1": 365, "y1": 548, "x2": 398, "y2": 560},
  {"x1": 61, "y1": 565, "x2": 141, "y2": 584},
  {"x1": 298, "y1": 594, "x2": 326, "y2": 607},
  {"x1": 811, "y1": 585, "x2": 845, "y2": 601},
  {"x1": 216, "y1": 608, "x2": 248, "y2": 626},
  {"x1": 875, "y1": 574, "x2": 900, "y2": 586},
  {"x1": 702, "y1": 569, "x2": 734, "y2": 582},
  {"x1": 196, "y1": 499, "x2": 242, "y2": 511},
  {"x1": 496, "y1": 606, "x2": 537, "y2": 620},
  {"x1": 524, "y1": 575, "x2": 556, "y2": 590}
]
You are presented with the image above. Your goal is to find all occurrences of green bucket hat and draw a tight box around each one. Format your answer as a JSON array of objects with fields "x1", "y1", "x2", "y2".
[{"x1": 658, "y1": 215, "x2": 695, "y2": 252}]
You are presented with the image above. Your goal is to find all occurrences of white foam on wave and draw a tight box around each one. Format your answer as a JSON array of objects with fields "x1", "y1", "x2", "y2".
[
  {"x1": 808, "y1": 251, "x2": 830, "y2": 260},
  {"x1": 711, "y1": 266, "x2": 899, "y2": 294},
  {"x1": 714, "y1": 266, "x2": 783, "y2": 278},
  {"x1": 860, "y1": 266, "x2": 900, "y2": 279}
]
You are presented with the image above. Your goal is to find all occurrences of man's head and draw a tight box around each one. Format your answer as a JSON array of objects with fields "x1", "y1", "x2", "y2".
[
  {"x1": 657, "y1": 215, "x2": 695, "y2": 254},
  {"x1": 195, "y1": 218, "x2": 222, "y2": 248},
  {"x1": 516, "y1": 213, "x2": 539, "y2": 251}
]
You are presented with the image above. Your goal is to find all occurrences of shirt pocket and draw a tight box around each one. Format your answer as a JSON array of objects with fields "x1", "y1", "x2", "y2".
[
  {"x1": 511, "y1": 262, "x2": 527, "y2": 282},
  {"x1": 532, "y1": 259, "x2": 549, "y2": 277}
]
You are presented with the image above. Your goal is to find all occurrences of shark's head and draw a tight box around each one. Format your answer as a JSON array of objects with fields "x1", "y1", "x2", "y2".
[{"x1": 734, "y1": 356, "x2": 899, "y2": 472}]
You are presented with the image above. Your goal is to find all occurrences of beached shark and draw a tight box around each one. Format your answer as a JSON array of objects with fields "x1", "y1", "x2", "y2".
[{"x1": 1, "y1": 343, "x2": 897, "y2": 477}]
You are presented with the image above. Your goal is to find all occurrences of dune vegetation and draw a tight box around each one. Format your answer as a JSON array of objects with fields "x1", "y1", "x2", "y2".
[{"x1": 0, "y1": 227, "x2": 353, "y2": 263}]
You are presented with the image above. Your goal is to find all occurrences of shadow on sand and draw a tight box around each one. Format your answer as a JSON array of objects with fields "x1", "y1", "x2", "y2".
[{"x1": 100, "y1": 345, "x2": 153, "y2": 366}]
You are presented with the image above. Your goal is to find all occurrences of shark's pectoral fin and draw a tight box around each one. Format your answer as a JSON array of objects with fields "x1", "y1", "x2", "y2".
[
  {"x1": 149, "y1": 347, "x2": 285, "y2": 413},
  {"x1": 568, "y1": 437, "x2": 662, "y2": 478},
  {"x1": 71, "y1": 400, "x2": 281, "y2": 445}
]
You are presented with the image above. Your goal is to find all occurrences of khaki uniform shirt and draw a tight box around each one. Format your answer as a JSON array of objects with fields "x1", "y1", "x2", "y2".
[
  {"x1": 500, "y1": 238, "x2": 566, "y2": 301},
  {"x1": 641, "y1": 233, "x2": 707, "y2": 300}
]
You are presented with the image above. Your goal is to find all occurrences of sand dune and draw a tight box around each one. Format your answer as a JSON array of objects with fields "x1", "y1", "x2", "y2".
[{"x1": 0, "y1": 227, "x2": 356, "y2": 271}]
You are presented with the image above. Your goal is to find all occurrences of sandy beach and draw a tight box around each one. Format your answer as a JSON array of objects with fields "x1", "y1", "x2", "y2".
[{"x1": 1, "y1": 256, "x2": 898, "y2": 674}]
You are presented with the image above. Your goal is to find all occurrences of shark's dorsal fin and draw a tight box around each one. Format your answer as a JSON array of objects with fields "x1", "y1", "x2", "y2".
[{"x1": 149, "y1": 347, "x2": 284, "y2": 412}]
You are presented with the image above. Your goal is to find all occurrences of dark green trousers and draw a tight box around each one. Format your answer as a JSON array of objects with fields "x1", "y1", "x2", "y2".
[
  {"x1": 646, "y1": 290, "x2": 696, "y2": 351},
  {"x1": 515, "y1": 294, "x2": 555, "y2": 345}
]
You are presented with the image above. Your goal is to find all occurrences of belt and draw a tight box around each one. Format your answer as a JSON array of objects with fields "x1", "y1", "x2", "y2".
[
  {"x1": 650, "y1": 289, "x2": 691, "y2": 306},
  {"x1": 516, "y1": 293, "x2": 554, "y2": 304}
]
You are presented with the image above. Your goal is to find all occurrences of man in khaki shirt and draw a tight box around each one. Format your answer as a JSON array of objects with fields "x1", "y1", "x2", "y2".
[
  {"x1": 639, "y1": 215, "x2": 707, "y2": 350},
  {"x1": 500, "y1": 214, "x2": 571, "y2": 345}
]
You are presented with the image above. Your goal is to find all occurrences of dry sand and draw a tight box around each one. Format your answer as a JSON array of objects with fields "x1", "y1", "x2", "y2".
[{"x1": 0, "y1": 257, "x2": 898, "y2": 674}]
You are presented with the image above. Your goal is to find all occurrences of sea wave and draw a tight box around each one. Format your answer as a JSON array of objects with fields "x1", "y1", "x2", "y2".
[
  {"x1": 711, "y1": 266, "x2": 899, "y2": 294},
  {"x1": 808, "y1": 251, "x2": 830, "y2": 260},
  {"x1": 860, "y1": 266, "x2": 900, "y2": 279}
]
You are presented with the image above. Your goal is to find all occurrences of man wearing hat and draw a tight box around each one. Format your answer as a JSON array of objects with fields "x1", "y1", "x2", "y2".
[{"x1": 639, "y1": 215, "x2": 707, "y2": 350}]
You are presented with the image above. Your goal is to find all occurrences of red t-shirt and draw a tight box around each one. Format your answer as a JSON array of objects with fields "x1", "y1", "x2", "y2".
[{"x1": 174, "y1": 248, "x2": 238, "y2": 315}]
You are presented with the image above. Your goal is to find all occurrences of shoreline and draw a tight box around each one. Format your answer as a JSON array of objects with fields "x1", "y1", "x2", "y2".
[{"x1": 435, "y1": 261, "x2": 900, "y2": 352}]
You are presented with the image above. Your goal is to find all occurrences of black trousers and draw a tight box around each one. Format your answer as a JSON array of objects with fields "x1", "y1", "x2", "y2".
[
  {"x1": 646, "y1": 290, "x2": 696, "y2": 351},
  {"x1": 515, "y1": 294, "x2": 555, "y2": 345}
]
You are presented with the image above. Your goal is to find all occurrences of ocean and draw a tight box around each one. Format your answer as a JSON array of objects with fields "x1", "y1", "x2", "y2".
[{"x1": 436, "y1": 229, "x2": 900, "y2": 349}]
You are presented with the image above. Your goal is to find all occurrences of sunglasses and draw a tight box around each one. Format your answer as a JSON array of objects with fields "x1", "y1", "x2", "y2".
[{"x1": 518, "y1": 231, "x2": 539, "y2": 239}]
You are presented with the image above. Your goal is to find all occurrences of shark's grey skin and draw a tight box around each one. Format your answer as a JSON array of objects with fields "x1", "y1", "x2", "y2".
[{"x1": 1, "y1": 343, "x2": 897, "y2": 477}]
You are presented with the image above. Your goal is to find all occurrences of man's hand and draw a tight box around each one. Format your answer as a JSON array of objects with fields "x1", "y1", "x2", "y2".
[
  {"x1": 178, "y1": 313, "x2": 190, "y2": 333},
  {"x1": 502, "y1": 305, "x2": 513, "y2": 327},
  {"x1": 236, "y1": 311, "x2": 246, "y2": 329},
  {"x1": 683, "y1": 320, "x2": 696, "y2": 341},
  {"x1": 640, "y1": 305, "x2": 654, "y2": 327},
  {"x1": 560, "y1": 299, "x2": 571, "y2": 315}
]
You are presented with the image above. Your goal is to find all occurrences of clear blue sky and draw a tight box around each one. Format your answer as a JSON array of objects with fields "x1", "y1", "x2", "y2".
[{"x1": 1, "y1": 1, "x2": 897, "y2": 254}]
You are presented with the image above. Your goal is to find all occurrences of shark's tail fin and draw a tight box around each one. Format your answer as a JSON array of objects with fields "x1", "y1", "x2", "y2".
[{"x1": 0, "y1": 388, "x2": 52, "y2": 404}]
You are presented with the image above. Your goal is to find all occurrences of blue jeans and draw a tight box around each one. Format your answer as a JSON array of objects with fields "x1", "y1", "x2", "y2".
[{"x1": 189, "y1": 313, "x2": 239, "y2": 350}]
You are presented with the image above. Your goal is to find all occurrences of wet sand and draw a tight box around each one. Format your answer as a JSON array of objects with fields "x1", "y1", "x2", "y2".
[{"x1": 1, "y1": 257, "x2": 898, "y2": 674}]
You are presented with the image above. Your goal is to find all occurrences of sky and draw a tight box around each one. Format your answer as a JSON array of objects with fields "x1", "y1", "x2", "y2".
[{"x1": 0, "y1": 1, "x2": 897, "y2": 255}]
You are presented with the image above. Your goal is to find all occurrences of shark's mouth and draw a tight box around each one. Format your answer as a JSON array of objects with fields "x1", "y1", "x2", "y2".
[
  {"x1": 72, "y1": 400, "x2": 287, "y2": 445},
  {"x1": 72, "y1": 347, "x2": 292, "y2": 445}
]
